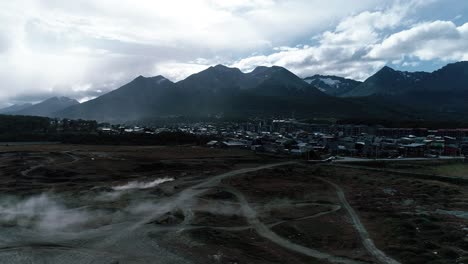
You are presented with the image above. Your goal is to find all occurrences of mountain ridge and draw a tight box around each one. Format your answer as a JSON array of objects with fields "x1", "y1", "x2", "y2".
[
  {"x1": 5, "y1": 61, "x2": 468, "y2": 122},
  {"x1": 303, "y1": 74, "x2": 362, "y2": 96},
  {"x1": 343, "y1": 61, "x2": 468, "y2": 97},
  {"x1": 56, "y1": 65, "x2": 407, "y2": 122},
  {"x1": 0, "y1": 103, "x2": 33, "y2": 114},
  {"x1": 9, "y1": 97, "x2": 79, "y2": 117},
  {"x1": 343, "y1": 66, "x2": 430, "y2": 97},
  {"x1": 58, "y1": 75, "x2": 176, "y2": 121}
]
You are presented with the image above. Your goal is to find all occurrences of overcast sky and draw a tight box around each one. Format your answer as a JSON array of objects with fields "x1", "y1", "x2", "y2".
[{"x1": 0, "y1": 0, "x2": 467, "y2": 107}]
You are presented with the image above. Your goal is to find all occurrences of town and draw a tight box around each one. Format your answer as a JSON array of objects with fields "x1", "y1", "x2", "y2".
[
  {"x1": 91, "y1": 118, "x2": 468, "y2": 160},
  {"x1": 2, "y1": 115, "x2": 467, "y2": 160}
]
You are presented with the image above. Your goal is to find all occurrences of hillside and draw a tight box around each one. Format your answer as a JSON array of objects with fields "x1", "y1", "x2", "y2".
[
  {"x1": 419, "y1": 61, "x2": 468, "y2": 92},
  {"x1": 56, "y1": 65, "x2": 413, "y2": 122},
  {"x1": 12, "y1": 97, "x2": 79, "y2": 117},
  {"x1": 344, "y1": 66, "x2": 429, "y2": 97},
  {"x1": 57, "y1": 76, "x2": 176, "y2": 121},
  {"x1": 0, "y1": 103, "x2": 33, "y2": 114},
  {"x1": 341, "y1": 61, "x2": 468, "y2": 120}
]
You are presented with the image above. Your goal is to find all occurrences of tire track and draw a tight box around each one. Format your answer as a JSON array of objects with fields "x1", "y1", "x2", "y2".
[
  {"x1": 224, "y1": 186, "x2": 367, "y2": 264},
  {"x1": 315, "y1": 177, "x2": 401, "y2": 264}
]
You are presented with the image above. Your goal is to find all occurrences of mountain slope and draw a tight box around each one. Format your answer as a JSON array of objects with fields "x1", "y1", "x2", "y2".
[
  {"x1": 169, "y1": 65, "x2": 327, "y2": 117},
  {"x1": 168, "y1": 65, "x2": 332, "y2": 117},
  {"x1": 57, "y1": 76, "x2": 175, "y2": 121},
  {"x1": 303, "y1": 75, "x2": 361, "y2": 96},
  {"x1": 418, "y1": 61, "x2": 468, "y2": 92},
  {"x1": 340, "y1": 61, "x2": 468, "y2": 121},
  {"x1": 55, "y1": 65, "x2": 418, "y2": 122},
  {"x1": 344, "y1": 66, "x2": 429, "y2": 97},
  {"x1": 12, "y1": 97, "x2": 79, "y2": 117},
  {"x1": 0, "y1": 103, "x2": 33, "y2": 114},
  {"x1": 176, "y1": 65, "x2": 324, "y2": 96},
  {"x1": 344, "y1": 61, "x2": 468, "y2": 97},
  {"x1": 248, "y1": 66, "x2": 323, "y2": 97},
  {"x1": 176, "y1": 64, "x2": 245, "y2": 93}
]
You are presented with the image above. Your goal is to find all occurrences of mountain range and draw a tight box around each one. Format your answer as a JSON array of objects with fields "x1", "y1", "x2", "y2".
[
  {"x1": 56, "y1": 65, "x2": 413, "y2": 122},
  {"x1": 342, "y1": 61, "x2": 468, "y2": 97},
  {"x1": 343, "y1": 66, "x2": 430, "y2": 97},
  {"x1": 0, "y1": 103, "x2": 33, "y2": 114},
  {"x1": 2, "y1": 61, "x2": 468, "y2": 122},
  {"x1": 0, "y1": 97, "x2": 79, "y2": 117},
  {"x1": 341, "y1": 61, "x2": 468, "y2": 120}
]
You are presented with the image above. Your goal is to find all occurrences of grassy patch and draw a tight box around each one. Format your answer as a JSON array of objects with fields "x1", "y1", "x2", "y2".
[{"x1": 432, "y1": 164, "x2": 468, "y2": 178}]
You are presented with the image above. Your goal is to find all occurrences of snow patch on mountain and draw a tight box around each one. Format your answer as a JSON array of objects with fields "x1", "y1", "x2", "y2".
[
  {"x1": 319, "y1": 78, "x2": 341, "y2": 87},
  {"x1": 157, "y1": 77, "x2": 167, "y2": 84}
]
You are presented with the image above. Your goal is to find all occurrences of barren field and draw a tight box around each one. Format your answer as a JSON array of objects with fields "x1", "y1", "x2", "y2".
[
  {"x1": 340, "y1": 159, "x2": 468, "y2": 179},
  {"x1": 0, "y1": 144, "x2": 466, "y2": 263},
  {"x1": 374, "y1": 160, "x2": 468, "y2": 179},
  {"x1": 318, "y1": 164, "x2": 468, "y2": 264}
]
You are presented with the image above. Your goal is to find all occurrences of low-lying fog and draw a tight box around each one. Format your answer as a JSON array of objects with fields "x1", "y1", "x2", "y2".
[
  {"x1": 0, "y1": 177, "x2": 192, "y2": 264},
  {"x1": 0, "y1": 177, "x2": 177, "y2": 232}
]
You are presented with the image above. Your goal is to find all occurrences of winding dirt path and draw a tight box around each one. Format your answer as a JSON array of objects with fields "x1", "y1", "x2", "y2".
[
  {"x1": 225, "y1": 186, "x2": 367, "y2": 264},
  {"x1": 131, "y1": 161, "x2": 297, "y2": 230},
  {"x1": 315, "y1": 177, "x2": 401, "y2": 264},
  {"x1": 10, "y1": 159, "x2": 400, "y2": 264}
]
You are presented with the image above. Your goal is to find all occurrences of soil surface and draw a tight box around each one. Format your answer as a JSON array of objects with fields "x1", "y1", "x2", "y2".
[{"x1": 0, "y1": 144, "x2": 466, "y2": 264}]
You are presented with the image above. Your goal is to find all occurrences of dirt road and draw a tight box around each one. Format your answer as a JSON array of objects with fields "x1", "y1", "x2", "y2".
[
  {"x1": 316, "y1": 177, "x2": 401, "y2": 264},
  {"x1": 225, "y1": 186, "x2": 367, "y2": 264}
]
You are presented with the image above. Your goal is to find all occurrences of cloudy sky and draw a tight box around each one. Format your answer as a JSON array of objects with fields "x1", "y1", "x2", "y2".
[{"x1": 0, "y1": 0, "x2": 467, "y2": 107}]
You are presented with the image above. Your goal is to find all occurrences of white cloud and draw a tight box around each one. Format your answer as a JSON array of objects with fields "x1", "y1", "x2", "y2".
[
  {"x1": 0, "y1": 0, "x2": 466, "y2": 106},
  {"x1": 0, "y1": 0, "x2": 393, "y2": 106},
  {"x1": 231, "y1": 0, "x2": 428, "y2": 80},
  {"x1": 368, "y1": 21, "x2": 468, "y2": 61},
  {"x1": 153, "y1": 61, "x2": 213, "y2": 82}
]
